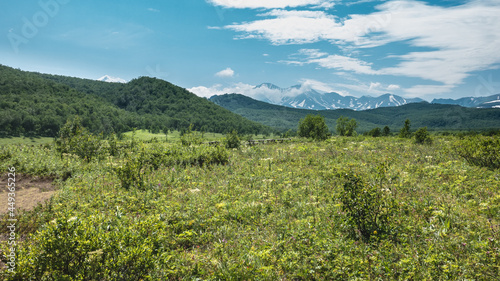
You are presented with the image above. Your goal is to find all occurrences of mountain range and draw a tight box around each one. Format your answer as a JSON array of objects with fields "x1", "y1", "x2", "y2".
[
  {"x1": 209, "y1": 93, "x2": 500, "y2": 132},
  {"x1": 431, "y1": 95, "x2": 500, "y2": 108},
  {"x1": 218, "y1": 83, "x2": 500, "y2": 111},
  {"x1": 252, "y1": 83, "x2": 425, "y2": 111}
]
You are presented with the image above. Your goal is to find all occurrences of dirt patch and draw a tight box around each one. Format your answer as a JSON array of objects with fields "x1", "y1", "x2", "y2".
[{"x1": 0, "y1": 174, "x2": 57, "y2": 215}]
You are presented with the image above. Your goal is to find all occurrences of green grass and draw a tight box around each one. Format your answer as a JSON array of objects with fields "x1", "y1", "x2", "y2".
[
  {"x1": 0, "y1": 136, "x2": 54, "y2": 145},
  {"x1": 122, "y1": 129, "x2": 281, "y2": 142},
  {"x1": 1, "y1": 135, "x2": 499, "y2": 280}
]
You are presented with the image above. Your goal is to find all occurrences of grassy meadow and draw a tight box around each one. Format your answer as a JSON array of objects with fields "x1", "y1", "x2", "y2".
[{"x1": 1, "y1": 133, "x2": 499, "y2": 280}]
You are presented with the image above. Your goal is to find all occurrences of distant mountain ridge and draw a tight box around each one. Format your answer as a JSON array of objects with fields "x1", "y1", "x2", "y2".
[
  {"x1": 210, "y1": 93, "x2": 500, "y2": 132},
  {"x1": 251, "y1": 83, "x2": 424, "y2": 111},
  {"x1": 432, "y1": 94, "x2": 500, "y2": 109}
]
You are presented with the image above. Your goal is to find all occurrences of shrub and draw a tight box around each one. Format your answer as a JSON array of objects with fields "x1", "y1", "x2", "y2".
[
  {"x1": 55, "y1": 117, "x2": 104, "y2": 162},
  {"x1": 382, "y1": 126, "x2": 391, "y2": 136},
  {"x1": 223, "y1": 130, "x2": 241, "y2": 149},
  {"x1": 367, "y1": 127, "x2": 382, "y2": 137},
  {"x1": 336, "y1": 116, "x2": 358, "y2": 137},
  {"x1": 298, "y1": 114, "x2": 329, "y2": 141},
  {"x1": 338, "y1": 170, "x2": 397, "y2": 242},
  {"x1": 180, "y1": 124, "x2": 204, "y2": 146},
  {"x1": 399, "y1": 119, "x2": 412, "y2": 138},
  {"x1": 414, "y1": 127, "x2": 433, "y2": 144},
  {"x1": 454, "y1": 136, "x2": 500, "y2": 170},
  {"x1": 114, "y1": 153, "x2": 146, "y2": 190}
]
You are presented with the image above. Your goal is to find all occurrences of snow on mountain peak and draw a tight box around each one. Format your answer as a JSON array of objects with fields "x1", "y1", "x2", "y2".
[{"x1": 98, "y1": 75, "x2": 127, "y2": 83}]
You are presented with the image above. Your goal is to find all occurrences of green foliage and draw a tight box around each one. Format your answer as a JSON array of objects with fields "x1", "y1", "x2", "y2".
[
  {"x1": 55, "y1": 117, "x2": 104, "y2": 162},
  {"x1": 454, "y1": 136, "x2": 500, "y2": 169},
  {"x1": 382, "y1": 125, "x2": 391, "y2": 136},
  {"x1": 414, "y1": 127, "x2": 433, "y2": 144},
  {"x1": 211, "y1": 93, "x2": 500, "y2": 133},
  {"x1": 223, "y1": 130, "x2": 241, "y2": 149},
  {"x1": 366, "y1": 127, "x2": 382, "y2": 137},
  {"x1": 3, "y1": 135, "x2": 500, "y2": 280},
  {"x1": 180, "y1": 124, "x2": 204, "y2": 146},
  {"x1": 336, "y1": 116, "x2": 358, "y2": 136},
  {"x1": 0, "y1": 64, "x2": 269, "y2": 137},
  {"x1": 399, "y1": 119, "x2": 412, "y2": 138},
  {"x1": 12, "y1": 214, "x2": 158, "y2": 280},
  {"x1": 338, "y1": 168, "x2": 397, "y2": 242},
  {"x1": 298, "y1": 114, "x2": 330, "y2": 140},
  {"x1": 113, "y1": 152, "x2": 146, "y2": 190}
]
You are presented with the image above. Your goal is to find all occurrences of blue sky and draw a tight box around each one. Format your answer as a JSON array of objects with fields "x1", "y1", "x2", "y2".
[{"x1": 1, "y1": 0, "x2": 500, "y2": 101}]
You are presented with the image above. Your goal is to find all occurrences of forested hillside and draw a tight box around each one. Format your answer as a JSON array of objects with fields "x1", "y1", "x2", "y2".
[
  {"x1": 0, "y1": 65, "x2": 270, "y2": 137},
  {"x1": 210, "y1": 94, "x2": 500, "y2": 133}
]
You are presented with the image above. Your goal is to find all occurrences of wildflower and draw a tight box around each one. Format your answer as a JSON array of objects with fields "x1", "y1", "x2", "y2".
[{"x1": 373, "y1": 230, "x2": 378, "y2": 235}]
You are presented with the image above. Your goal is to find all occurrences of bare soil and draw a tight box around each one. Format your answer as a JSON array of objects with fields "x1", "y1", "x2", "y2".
[{"x1": 0, "y1": 174, "x2": 57, "y2": 215}]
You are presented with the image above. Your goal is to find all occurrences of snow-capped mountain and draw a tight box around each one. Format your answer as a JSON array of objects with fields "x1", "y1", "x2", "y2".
[
  {"x1": 97, "y1": 75, "x2": 127, "y2": 83},
  {"x1": 432, "y1": 94, "x2": 500, "y2": 109},
  {"x1": 253, "y1": 83, "x2": 424, "y2": 111}
]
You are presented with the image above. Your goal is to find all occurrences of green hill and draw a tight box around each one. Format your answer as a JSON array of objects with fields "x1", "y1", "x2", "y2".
[
  {"x1": 210, "y1": 93, "x2": 500, "y2": 133},
  {"x1": 0, "y1": 65, "x2": 270, "y2": 137}
]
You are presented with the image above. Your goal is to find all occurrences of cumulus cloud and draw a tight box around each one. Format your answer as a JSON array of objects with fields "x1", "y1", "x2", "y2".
[
  {"x1": 215, "y1": 67, "x2": 235, "y2": 78},
  {"x1": 207, "y1": 0, "x2": 335, "y2": 9}
]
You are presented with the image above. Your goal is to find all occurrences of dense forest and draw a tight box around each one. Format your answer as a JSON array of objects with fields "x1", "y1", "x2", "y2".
[
  {"x1": 210, "y1": 93, "x2": 500, "y2": 133},
  {"x1": 0, "y1": 65, "x2": 270, "y2": 137}
]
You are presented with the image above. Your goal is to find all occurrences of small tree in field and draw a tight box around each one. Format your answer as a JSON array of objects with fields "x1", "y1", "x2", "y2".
[
  {"x1": 367, "y1": 127, "x2": 382, "y2": 137},
  {"x1": 399, "y1": 119, "x2": 412, "y2": 138},
  {"x1": 414, "y1": 127, "x2": 432, "y2": 144},
  {"x1": 223, "y1": 130, "x2": 241, "y2": 149},
  {"x1": 382, "y1": 126, "x2": 391, "y2": 136},
  {"x1": 336, "y1": 116, "x2": 358, "y2": 136},
  {"x1": 298, "y1": 114, "x2": 329, "y2": 141}
]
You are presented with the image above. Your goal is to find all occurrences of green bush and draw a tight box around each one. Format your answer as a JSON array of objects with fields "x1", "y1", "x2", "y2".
[
  {"x1": 180, "y1": 124, "x2": 204, "y2": 146},
  {"x1": 367, "y1": 127, "x2": 382, "y2": 137},
  {"x1": 336, "y1": 116, "x2": 358, "y2": 137},
  {"x1": 298, "y1": 114, "x2": 330, "y2": 141},
  {"x1": 399, "y1": 119, "x2": 412, "y2": 138},
  {"x1": 414, "y1": 127, "x2": 433, "y2": 144},
  {"x1": 12, "y1": 214, "x2": 158, "y2": 280},
  {"x1": 55, "y1": 117, "x2": 104, "y2": 162},
  {"x1": 338, "y1": 170, "x2": 397, "y2": 242},
  {"x1": 114, "y1": 153, "x2": 146, "y2": 190},
  {"x1": 223, "y1": 130, "x2": 241, "y2": 149},
  {"x1": 454, "y1": 136, "x2": 500, "y2": 169},
  {"x1": 382, "y1": 126, "x2": 391, "y2": 136}
]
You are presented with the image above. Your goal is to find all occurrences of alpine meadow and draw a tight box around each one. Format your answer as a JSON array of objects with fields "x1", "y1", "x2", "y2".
[{"x1": 2, "y1": 0, "x2": 500, "y2": 280}]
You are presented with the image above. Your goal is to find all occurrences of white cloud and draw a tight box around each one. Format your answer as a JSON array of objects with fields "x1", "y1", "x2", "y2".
[
  {"x1": 292, "y1": 50, "x2": 377, "y2": 75},
  {"x1": 207, "y1": 0, "x2": 335, "y2": 9},
  {"x1": 215, "y1": 67, "x2": 235, "y2": 78},
  {"x1": 387, "y1": 84, "x2": 400, "y2": 90},
  {"x1": 299, "y1": 78, "x2": 338, "y2": 93},
  {"x1": 226, "y1": 10, "x2": 341, "y2": 44},
  {"x1": 148, "y1": 8, "x2": 160, "y2": 12},
  {"x1": 369, "y1": 82, "x2": 381, "y2": 91},
  {"x1": 221, "y1": 0, "x2": 500, "y2": 95},
  {"x1": 188, "y1": 83, "x2": 254, "y2": 98}
]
